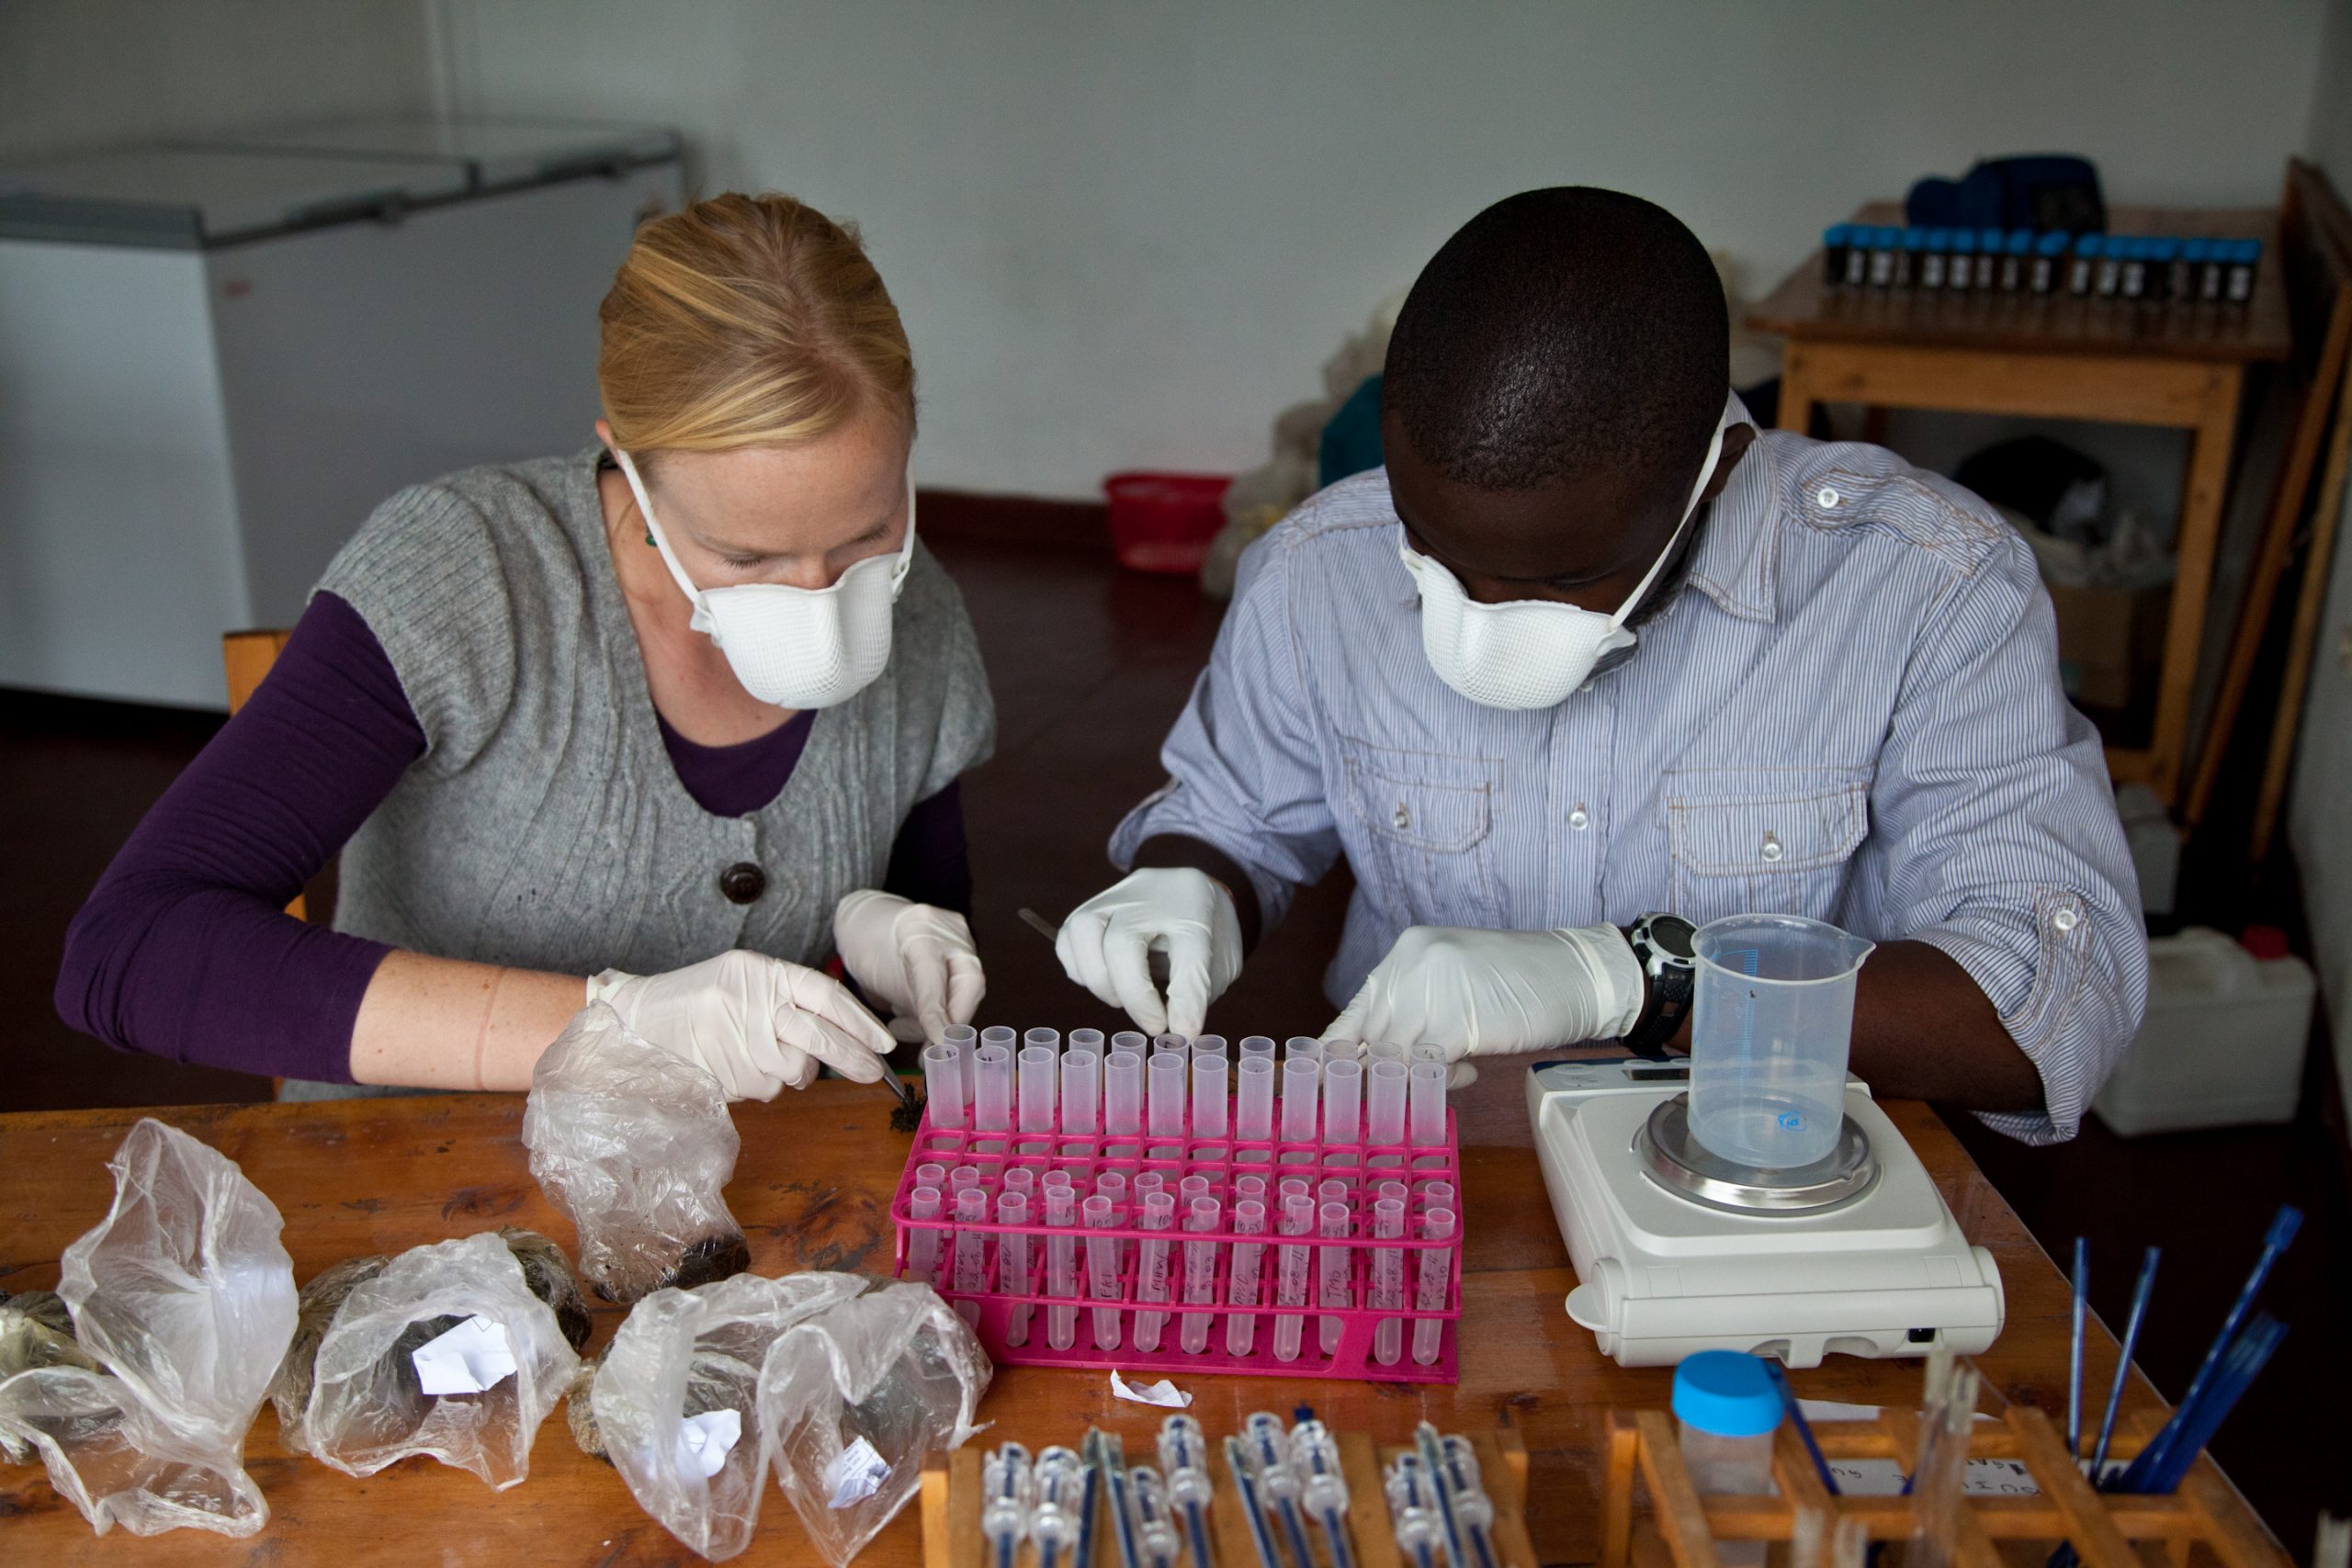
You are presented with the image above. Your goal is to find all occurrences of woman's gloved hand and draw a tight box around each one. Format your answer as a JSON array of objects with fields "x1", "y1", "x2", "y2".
[
  {"x1": 831, "y1": 890, "x2": 985, "y2": 1045},
  {"x1": 585, "y1": 951, "x2": 896, "y2": 1100},
  {"x1": 1320, "y1": 924, "x2": 1645, "y2": 1086},
  {"x1": 1054, "y1": 866, "x2": 1243, "y2": 1036}
]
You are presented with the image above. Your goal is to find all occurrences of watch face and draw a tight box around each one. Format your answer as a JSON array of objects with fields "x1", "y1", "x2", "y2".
[{"x1": 1649, "y1": 917, "x2": 1695, "y2": 961}]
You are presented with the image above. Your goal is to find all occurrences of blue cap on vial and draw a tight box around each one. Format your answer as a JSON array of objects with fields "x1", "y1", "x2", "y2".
[
  {"x1": 1926, "y1": 228, "x2": 1952, "y2": 252},
  {"x1": 2007, "y1": 229, "x2": 2034, "y2": 255},
  {"x1": 2183, "y1": 238, "x2": 2211, "y2": 263},
  {"x1": 1951, "y1": 229, "x2": 1978, "y2": 254},
  {"x1": 2075, "y1": 233, "x2": 2104, "y2": 257},
  {"x1": 2149, "y1": 238, "x2": 2179, "y2": 263},
  {"x1": 2239, "y1": 239, "x2": 2266, "y2": 263},
  {"x1": 1824, "y1": 223, "x2": 1850, "y2": 246},
  {"x1": 2102, "y1": 233, "x2": 2133, "y2": 258},
  {"x1": 1980, "y1": 228, "x2": 2006, "y2": 253},
  {"x1": 1672, "y1": 1351, "x2": 1782, "y2": 1438},
  {"x1": 2039, "y1": 230, "x2": 2072, "y2": 256},
  {"x1": 1902, "y1": 226, "x2": 1928, "y2": 252}
]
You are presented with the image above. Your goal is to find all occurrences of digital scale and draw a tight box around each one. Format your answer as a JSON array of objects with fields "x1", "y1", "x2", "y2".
[{"x1": 1525, "y1": 1057, "x2": 2003, "y2": 1369}]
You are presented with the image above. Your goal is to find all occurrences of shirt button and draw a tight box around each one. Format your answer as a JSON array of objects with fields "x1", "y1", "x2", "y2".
[
  {"x1": 1760, "y1": 833, "x2": 1784, "y2": 863},
  {"x1": 2052, "y1": 904, "x2": 2080, "y2": 933},
  {"x1": 1394, "y1": 803, "x2": 1411, "y2": 831},
  {"x1": 1568, "y1": 807, "x2": 1591, "y2": 830},
  {"x1": 719, "y1": 862, "x2": 767, "y2": 905},
  {"x1": 1816, "y1": 485, "x2": 1842, "y2": 508}
]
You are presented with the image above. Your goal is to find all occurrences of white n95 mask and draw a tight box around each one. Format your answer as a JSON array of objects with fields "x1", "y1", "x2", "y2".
[
  {"x1": 1398, "y1": 397, "x2": 1736, "y2": 711},
  {"x1": 611, "y1": 446, "x2": 916, "y2": 710}
]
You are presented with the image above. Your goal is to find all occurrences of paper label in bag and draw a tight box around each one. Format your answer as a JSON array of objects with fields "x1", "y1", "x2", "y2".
[
  {"x1": 675, "y1": 1409, "x2": 742, "y2": 1478},
  {"x1": 825, "y1": 1435, "x2": 890, "y2": 1508},
  {"x1": 1110, "y1": 1369, "x2": 1193, "y2": 1408},
  {"x1": 410, "y1": 1315, "x2": 518, "y2": 1396}
]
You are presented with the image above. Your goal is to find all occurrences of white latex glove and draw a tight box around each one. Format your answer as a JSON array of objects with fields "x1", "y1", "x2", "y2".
[
  {"x1": 832, "y1": 889, "x2": 985, "y2": 1046},
  {"x1": 1321, "y1": 924, "x2": 1645, "y2": 1087},
  {"x1": 1054, "y1": 866, "x2": 1244, "y2": 1036},
  {"x1": 585, "y1": 950, "x2": 896, "y2": 1101}
]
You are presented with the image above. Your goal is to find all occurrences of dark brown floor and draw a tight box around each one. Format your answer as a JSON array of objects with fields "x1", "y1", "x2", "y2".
[{"x1": 3, "y1": 527, "x2": 2345, "y2": 1551}]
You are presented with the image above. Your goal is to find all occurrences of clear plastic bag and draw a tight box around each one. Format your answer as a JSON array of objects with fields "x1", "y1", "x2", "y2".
[
  {"x1": 522, "y1": 1002, "x2": 752, "y2": 1303},
  {"x1": 0, "y1": 1118, "x2": 298, "y2": 1537},
  {"x1": 272, "y1": 1230, "x2": 584, "y2": 1489},
  {"x1": 758, "y1": 1279, "x2": 992, "y2": 1568},
  {"x1": 585, "y1": 1271, "x2": 865, "y2": 1561}
]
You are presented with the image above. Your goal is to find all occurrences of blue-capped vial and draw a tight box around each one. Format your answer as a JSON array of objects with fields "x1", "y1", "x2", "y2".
[
  {"x1": 1948, "y1": 227, "x2": 1978, "y2": 290},
  {"x1": 2096, "y1": 233, "x2": 2130, "y2": 298},
  {"x1": 2145, "y1": 238, "x2": 2179, "y2": 303},
  {"x1": 1895, "y1": 226, "x2": 1927, "y2": 288},
  {"x1": 1999, "y1": 229, "x2": 2032, "y2": 291},
  {"x1": 2120, "y1": 237, "x2": 2150, "y2": 300},
  {"x1": 2226, "y1": 238, "x2": 2261, "y2": 304},
  {"x1": 1976, "y1": 229, "x2": 2005, "y2": 289},
  {"x1": 2183, "y1": 237, "x2": 2217, "y2": 303},
  {"x1": 1823, "y1": 224, "x2": 1854, "y2": 288},
  {"x1": 1867, "y1": 225, "x2": 1901, "y2": 288},
  {"x1": 1673, "y1": 1351, "x2": 1780, "y2": 1568},
  {"x1": 2068, "y1": 232, "x2": 2101, "y2": 295},
  {"x1": 2032, "y1": 230, "x2": 2070, "y2": 294},
  {"x1": 1919, "y1": 229, "x2": 1951, "y2": 290}
]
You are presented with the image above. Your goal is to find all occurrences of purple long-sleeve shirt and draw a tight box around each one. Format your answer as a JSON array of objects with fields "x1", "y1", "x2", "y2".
[{"x1": 56, "y1": 590, "x2": 970, "y2": 1082}]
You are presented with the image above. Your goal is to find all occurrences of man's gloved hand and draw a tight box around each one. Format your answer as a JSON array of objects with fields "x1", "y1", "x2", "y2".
[
  {"x1": 1054, "y1": 866, "x2": 1244, "y2": 1035},
  {"x1": 1321, "y1": 924, "x2": 1645, "y2": 1086},
  {"x1": 832, "y1": 889, "x2": 985, "y2": 1045},
  {"x1": 585, "y1": 950, "x2": 896, "y2": 1100}
]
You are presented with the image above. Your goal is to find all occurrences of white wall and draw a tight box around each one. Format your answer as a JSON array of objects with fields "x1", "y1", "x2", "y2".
[
  {"x1": 2290, "y1": 0, "x2": 2352, "y2": 1036},
  {"x1": 0, "y1": 1, "x2": 434, "y2": 160},
  {"x1": 436, "y1": 0, "x2": 2325, "y2": 498}
]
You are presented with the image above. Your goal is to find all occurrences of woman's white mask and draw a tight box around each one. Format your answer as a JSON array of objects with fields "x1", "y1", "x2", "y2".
[
  {"x1": 611, "y1": 447, "x2": 916, "y2": 710},
  {"x1": 1397, "y1": 397, "x2": 1736, "y2": 711}
]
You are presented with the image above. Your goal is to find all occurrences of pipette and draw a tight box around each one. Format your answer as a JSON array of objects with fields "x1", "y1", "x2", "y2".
[
  {"x1": 1181, "y1": 1195, "x2": 1223, "y2": 1354},
  {"x1": 922, "y1": 1042, "x2": 968, "y2": 1129},
  {"x1": 2127, "y1": 1205, "x2": 2300, "y2": 1486},
  {"x1": 1083, "y1": 1193, "x2": 1125, "y2": 1349},
  {"x1": 1288, "y1": 1418, "x2": 1357, "y2": 1568},
  {"x1": 1243, "y1": 1413, "x2": 1317, "y2": 1568},
  {"x1": 1411, "y1": 1206, "x2": 1454, "y2": 1365},
  {"x1": 1046, "y1": 1181, "x2": 1080, "y2": 1349},
  {"x1": 1126, "y1": 1466, "x2": 1182, "y2": 1568},
  {"x1": 1077, "y1": 1432, "x2": 1105, "y2": 1568},
  {"x1": 1385, "y1": 1454, "x2": 1443, "y2": 1568},
  {"x1": 1224, "y1": 1435, "x2": 1283, "y2": 1568},
  {"x1": 1436, "y1": 1434, "x2": 1498, "y2": 1568},
  {"x1": 1371, "y1": 1196, "x2": 1407, "y2": 1365},
  {"x1": 1035, "y1": 1447, "x2": 1087, "y2": 1568},
  {"x1": 908, "y1": 1186, "x2": 944, "y2": 1283},
  {"x1": 982, "y1": 1443, "x2": 1034, "y2": 1568},
  {"x1": 1413, "y1": 1423, "x2": 1465, "y2": 1568},
  {"x1": 1134, "y1": 1190, "x2": 1178, "y2": 1352},
  {"x1": 1097, "y1": 1432, "x2": 1144, "y2": 1568},
  {"x1": 1273, "y1": 1192, "x2": 1314, "y2": 1362},
  {"x1": 999, "y1": 1190, "x2": 1033, "y2": 1347},
  {"x1": 2090, "y1": 1247, "x2": 2160, "y2": 1478},
  {"x1": 1236, "y1": 1056, "x2": 1277, "y2": 1165},
  {"x1": 1227, "y1": 1198, "x2": 1268, "y2": 1356},
  {"x1": 1317, "y1": 1201, "x2": 1351, "y2": 1356},
  {"x1": 1157, "y1": 1416, "x2": 1218, "y2": 1568},
  {"x1": 2067, "y1": 1236, "x2": 2088, "y2": 1460}
]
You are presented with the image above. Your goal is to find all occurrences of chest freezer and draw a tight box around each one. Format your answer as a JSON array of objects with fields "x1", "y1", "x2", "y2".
[{"x1": 0, "y1": 120, "x2": 683, "y2": 708}]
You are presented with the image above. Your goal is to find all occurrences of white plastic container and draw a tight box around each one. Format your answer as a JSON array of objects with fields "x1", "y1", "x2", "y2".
[
  {"x1": 1672, "y1": 1350, "x2": 1780, "y2": 1568},
  {"x1": 2093, "y1": 928, "x2": 2314, "y2": 1136}
]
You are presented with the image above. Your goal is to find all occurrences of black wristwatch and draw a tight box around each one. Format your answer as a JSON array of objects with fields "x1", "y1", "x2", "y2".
[{"x1": 1619, "y1": 913, "x2": 1697, "y2": 1059}]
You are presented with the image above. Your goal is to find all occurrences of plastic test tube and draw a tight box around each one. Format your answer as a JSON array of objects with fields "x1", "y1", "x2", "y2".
[
  {"x1": 1408, "y1": 1059, "x2": 1446, "y2": 1160},
  {"x1": 1412, "y1": 1207, "x2": 1455, "y2": 1365},
  {"x1": 1236, "y1": 1056, "x2": 1277, "y2": 1162},
  {"x1": 1148, "y1": 1052, "x2": 1188, "y2": 1143},
  {"x1": 1061, "y1": 1049, "x2": 1102, "y2": 1138},
  {"x1": 1104, "y1": 1050, "x2": 1146, "y2": 1146},
  {"x1": 1227, "y1": 1197, "x2": 1267, "y2": 1356},
  {"x1": 1371, "y1": 1197, "x2": 1407, "y2": 1365},
  {"x1": 1273, "y1": 1193, "x2": 1316, "y2": 1362},
  {"x1": 1238, "y1": 1035, "x2": 1277, "y2": 1065},
  {"x1": 908, "y1": 1186, "x2": 944, "y2": 1282},
  {"x1": 1193, "y1": 1034, "x2": 1227, "y2": 1058},
  {"x1": 1180, "y1": 1196, "x2": 1223, "y2": 1354},
  {"x1": 1284, "y1": 1036, "x2": 1323, "y2": 1062},
  {"x1": 949, "y1": 1164, "x2": 983, "y2": 1198},
  {"x1": 1083, "y1": 1193, "x2": 1123, "y2": 1349},
  {"x1": 1134, "y1": 1190, "x2": 1179, "y2": 1352},
  {"x1": 922, "y1": 1042, "x2": 968, "y2": 1129},
  {"x1": 1069, "y1": 1027, "x2": 1105, "y2": 1052},
  {"x1": 1112, "y1": 1031, "x2": 1148, "y2": 1055},
  {"x1": 1004, "y1": 1168, "x2": 1037, "y2": 1201},
  {"x1": 1020, "y1": 1045, "x2": 1059, "y2": 1147},
  {"x1": 1026, "y1": 1026, "x2": 1062, "y2": 1054},
  {"x1": 1317, "y1": 1201, "x2": 1351, "y2": 1356},
  {"x1": 943, "y1": 1021, "x2": 978, "y2": 1094},
  {"x1": 954, "y1": 1185, "x2": 989, "y2": 1325},
  {"x1": 1045, "y1": 1183, "x2": 1080, "y2": 1349},
  {"x1": 916, "y1": 1160, "x2": 948, "y2": 1190},
  {"x1": 1192, "y1": 1052, "x2": 1228, "y2": 1139},
  {"x1": 974, "y1": 1044, "x2": 1015, "y2": 1135},
  {"x1": 1153, "y1": 1033, "x2": 1189, "y2": 1055},
  {"x1": 981, "y1": 1025, "x2": 1018, "y2": 1062},
  {"x1": 1281, "y1": 1058, "x2": 1320, "y2": 1159},
  {"x1": 1367, "y1": 1059, "x2": 1408, "y2": 1167},
  {"x1": 1323, "y1": 1057, "x2": 1363, "y2": 1152},
  {"x1": 1000, "y1": 1190, "x2": 1033, "y2": 1346},
  {"x1": 1416, "y1": 1179, "x2": 1455, "y2": 1212}
]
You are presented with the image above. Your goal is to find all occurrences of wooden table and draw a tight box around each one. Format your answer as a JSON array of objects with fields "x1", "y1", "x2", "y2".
[
  {"x1": 1747, "y1": 202, "x2": 2295, "y2": 806},
  {"x1": 0, "y1": 1076, "x2": 2156, "y2": 1566}
]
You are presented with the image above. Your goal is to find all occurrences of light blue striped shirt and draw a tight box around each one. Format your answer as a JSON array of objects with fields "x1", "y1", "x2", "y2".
[{"x1": 1110, "y1": 396, "x2": 2146, "y2": 1143}]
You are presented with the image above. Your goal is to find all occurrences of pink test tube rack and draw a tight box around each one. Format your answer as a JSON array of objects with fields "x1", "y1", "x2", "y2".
[{"x1": 888, "y1": 1045, "x2": 1463, "y2": 1385}]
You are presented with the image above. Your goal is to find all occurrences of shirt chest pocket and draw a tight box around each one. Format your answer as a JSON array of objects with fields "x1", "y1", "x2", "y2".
[
  {"x1": 1667, "y1": 773, "x2": 1869, "y2": 924},
  {"x1": 1341, "y1": 739, "x2": 1505, "y2": 931}
]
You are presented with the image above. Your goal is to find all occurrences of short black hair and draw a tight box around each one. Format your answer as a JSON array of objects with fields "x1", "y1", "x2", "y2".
[{"x1": 1384, "y1": 187, "x2": 1727, "y2": 494}]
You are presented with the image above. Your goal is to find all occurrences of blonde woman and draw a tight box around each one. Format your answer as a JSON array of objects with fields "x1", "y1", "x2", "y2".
[{"x1": 59, "y1": 194, "x2": 993, "y2": 1100}]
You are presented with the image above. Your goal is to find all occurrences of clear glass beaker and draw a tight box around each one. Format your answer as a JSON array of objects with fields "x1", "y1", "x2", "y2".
[{"x1": 1688, "y1": 914, "x2": 1875, "y2": 1169}]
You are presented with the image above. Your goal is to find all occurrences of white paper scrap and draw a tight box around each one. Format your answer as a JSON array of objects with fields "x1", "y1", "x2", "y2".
[
  {"x1": 675, "y1": 1409, "x2": 743, "y2": 1479},
  {"x1": 410, "y1": 1315, "x2": 518, "y2": 1396},
  {"x1": 1110, "y1": 1369, "x2": 1193, "y2": 1409},
  {"x1": 826, "y1": 1435, "x2": 891, "y2": 1508},
  {"x1": 1795, "y1": 1400, "x2": 2034, "y2": 1496}
]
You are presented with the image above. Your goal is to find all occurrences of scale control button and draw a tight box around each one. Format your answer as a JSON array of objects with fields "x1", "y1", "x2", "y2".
[{"x1": 1759, "y1": 832, "x2": 1784, "y2": 863}]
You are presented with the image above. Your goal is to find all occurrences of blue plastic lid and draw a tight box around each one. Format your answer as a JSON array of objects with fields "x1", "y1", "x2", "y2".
[
  {"x1": 2149, "y1": 238, "x2": 2179, "y2": 262},
  {"x1": 1951, "y1": 229, "x2": 1978, "y2": 253},
  {"x1": 1672, "y1": 1351, "x2": 1782, "y2": 1438},
  {"x1": 1902, "y1": 226, "x2": 1928, "y2": 251},
  {"x1": 1980, "y1": 228, "x2": 2006, "y2": 252},
  {"x1": 2183, "y1": 237, "x2": 2211, "y2": 262},
  {"x1": 2007, "y1": 229, "x2": 2033, "y2": 254},
  {"x1": 2039, "y1": 230, "x2": 2072, "y2": 255},
  {"x1": 1878, "y1": 225, "x2": 1905, "y2": 245},
  {"x1": 1824, "y1": 223, "x2": 1850, "y2": 245},
  {"x1": 2075, "y1": 232, "x2": 2103, "y2": 256},
  {"x1": 2238, "y1": 238, "x2": 2266, "y2": 262},
  {"x1": 1926, "y1": 227, "x2": 1951, "y2": 251},
  {"x1": 2102, "y1": 234, "x2": 2132, "y2": 257}
]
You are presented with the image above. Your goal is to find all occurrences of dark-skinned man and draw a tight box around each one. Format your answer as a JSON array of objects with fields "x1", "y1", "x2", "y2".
[{"x1": 1056, "y1": 186, "x2": 2145, "y2": 1142}]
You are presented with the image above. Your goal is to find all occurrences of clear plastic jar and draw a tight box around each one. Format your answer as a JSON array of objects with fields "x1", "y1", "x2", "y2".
[{"x1": 1672, "y1": 1350, "x2": 1782, "y2": 1568}]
